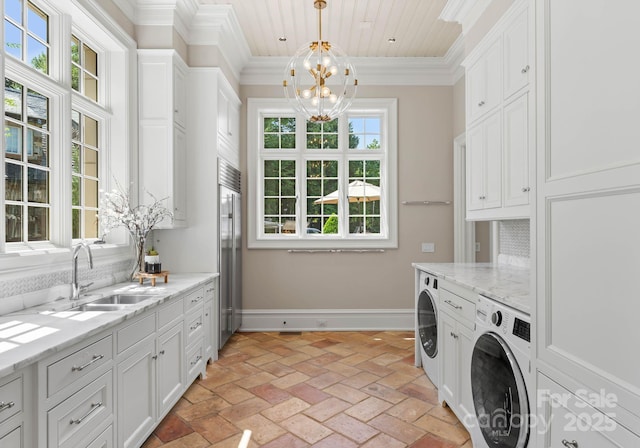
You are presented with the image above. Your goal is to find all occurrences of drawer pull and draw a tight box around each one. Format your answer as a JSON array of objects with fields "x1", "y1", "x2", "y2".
[
  {"x1": 0, "y1": 401, "x2": 15, "y2": 412},
  {"x1": 478, "y1": 100, "x2": 485, "y2": 107},
  {"x1": 72, "y1": 354, "x2": 104, "y2": 372},
  {"x1": 190, "y1": 322, "x2": 202, "y2": 331},
  {"x1": 521, "y1": 65, "x2": 530, "y2": 74},
  {"x1": 562, "y1": 441, "x2": 578, "y2": 448},
  {"x1": 70, "y1": 402, "x2": 102, "y2": 425},
  {"x1": 450, "y1": 332, "x2": 458, "y2": 339},
  {"x1": 159, "y1": 350, "x2": 165, "y2": 356},
  {"x1": 191, "y1": 355, "x2": 202, "y2": 366},
  {"x1": 444, "y1": 300, "x2": 462, "y2": 310}
]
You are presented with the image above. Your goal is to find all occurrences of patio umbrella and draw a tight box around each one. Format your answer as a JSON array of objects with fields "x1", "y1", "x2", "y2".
[{"x1": 314, "y1": 180, "x2": 381, "y2": 204}]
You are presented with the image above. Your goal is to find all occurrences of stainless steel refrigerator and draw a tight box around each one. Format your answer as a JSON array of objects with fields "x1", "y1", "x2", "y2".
[{"x1": 218, "y1": 159, "x2": 242, "y2": 349}]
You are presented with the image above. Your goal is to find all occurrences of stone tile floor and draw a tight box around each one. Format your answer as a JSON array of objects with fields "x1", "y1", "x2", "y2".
[{"x1": 142, "y1": 331, "x2": 472, "y2": 447}]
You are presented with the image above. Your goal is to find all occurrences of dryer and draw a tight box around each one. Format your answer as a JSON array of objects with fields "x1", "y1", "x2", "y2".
[
  {"x1": 469, "y1": 295, "x2": 532, "y2": 448},
  {"x1": 415, "y1": 269, "x2": 439, "y2": 388}
]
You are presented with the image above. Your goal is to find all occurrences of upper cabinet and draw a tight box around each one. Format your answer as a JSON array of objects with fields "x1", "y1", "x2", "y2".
[
  {"x1": 463, "y1": 0, "x2": 532, "y2": 221},
  {"x1": 217, "y1": 79, "x2": 241, "y2": 168},
  {"x1": 138, "y1": 50, "x2": 188, "y2": 228}
]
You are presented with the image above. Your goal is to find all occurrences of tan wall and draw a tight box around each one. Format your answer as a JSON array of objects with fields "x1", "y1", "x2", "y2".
[
  {"x1": 135, "y1": 25, "x2": 188, "y2": 62},
  {"x1": 99, "y1": 0, "x2": 135, "y2": 38},
  {"x1": 188, "y1": 46, "x2": 239, "y2": 93},
  {"x1": 239, "y1": 85, "x2": 455, "y2": 310},
  {"x1": 453, "y1": 76, "x2": 466, "y2": 138},
  {"x1": 475, "y1": 221, "x2": 491, "y2": 262}
]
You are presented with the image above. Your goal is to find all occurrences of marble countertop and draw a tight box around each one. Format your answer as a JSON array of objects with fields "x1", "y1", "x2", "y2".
[
  {"x1": 412, "y1": 262, "x2": 531, "y2": 314},
  {"x1": 0, "y1": 273, "x2": 217, "y2": 378}
]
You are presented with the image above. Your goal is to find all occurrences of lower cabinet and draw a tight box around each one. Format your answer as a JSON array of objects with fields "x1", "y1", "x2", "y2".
[
  {"x1": 0, "y1": 425, "x2": 21, "y2": 448},
  {"x1": 537, "y1": 374, "x2": 640, "y2": 448},
  {"x1": 438, "y1": 284, "x2": 476, "y2": 427}
]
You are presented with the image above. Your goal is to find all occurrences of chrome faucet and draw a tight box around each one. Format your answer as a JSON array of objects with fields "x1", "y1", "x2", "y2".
[{"x1": 72, "y1": 242, "x2": 94, "y2": 300}]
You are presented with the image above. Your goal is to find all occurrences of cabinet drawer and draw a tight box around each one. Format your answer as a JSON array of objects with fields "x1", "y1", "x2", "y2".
[
  {"x1": 186, "y1": 342, "x2": 204, "y2": 381},
  {"x1": 116, "y1": 314, "x2": 155, "y2": 355},
  {"x1": 48, "y1": 371, "x2": 113, "y2": 448},
  {"x1": 0, "y1": 425, "x2": 21, "y2": 448},
  {"x1": 0, "y1": 377, "x2": 21, "y2": 424},
  {"x1": 86, "y1": 425, "x2": 113, "y2": 448},
  {"x1": 47, "y1": 336, "x2": 112, "y2": 398},
  {"x1": 185, "y1": 309, "x2": 204, "y2": 348},
  {"x1": 439, "y1": 288, "x2": 476, "y2": 328},
  {"x1": 158, "y1": 297, "x2": 183, "y2": 332},
  {"x1": 184, "y1": 287, "x2": 204, "y2": 314},
  {"x1": 539, "y1": 374, "x2": 639, "y2": 448}
]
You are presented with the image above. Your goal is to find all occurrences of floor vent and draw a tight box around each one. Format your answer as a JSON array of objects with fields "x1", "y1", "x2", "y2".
[{"x1": 279, "y1": 331, "x2": 302, "y2": 336}]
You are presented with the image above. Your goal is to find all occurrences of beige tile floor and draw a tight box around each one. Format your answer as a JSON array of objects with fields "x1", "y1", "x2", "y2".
[{"x1": 142, "y1": 331, "x2": 472, "y2": 448}]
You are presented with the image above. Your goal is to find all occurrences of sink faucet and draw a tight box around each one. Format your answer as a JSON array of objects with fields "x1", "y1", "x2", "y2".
[{"x1": 72, "y1": 242, "x2": 94, "y2": 300}]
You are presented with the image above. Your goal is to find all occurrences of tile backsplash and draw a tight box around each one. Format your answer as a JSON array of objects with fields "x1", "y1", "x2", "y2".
[{"x1": 498, "y1": 219, "x2": 530, "y2": 266}]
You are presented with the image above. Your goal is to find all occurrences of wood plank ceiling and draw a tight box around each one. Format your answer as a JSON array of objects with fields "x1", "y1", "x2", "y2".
[{"x1": 198, "y1": 0, "x2": 462, "y2": 58}]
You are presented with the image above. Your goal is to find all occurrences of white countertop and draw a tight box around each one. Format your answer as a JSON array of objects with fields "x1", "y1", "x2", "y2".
[
  {"x1": 0, "y1": 273, "x2": 217, "y2": 378},
  {"x1": 412, "y1": 262, "x2": 531, "y2": 314}
]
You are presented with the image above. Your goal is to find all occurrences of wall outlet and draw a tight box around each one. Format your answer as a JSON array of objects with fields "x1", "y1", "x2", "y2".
[
  {"x1": 317, "y1": 319, "x2": 328, "y2": 328},
  {"x1": 421, "y1": 243, "x2": 435, "y2": 253},
  {"x1": 476, "y1": 242, "x2": 481, "y2": 252}
]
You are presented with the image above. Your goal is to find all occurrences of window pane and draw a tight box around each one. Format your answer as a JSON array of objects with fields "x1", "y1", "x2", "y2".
[
  {"x1": 349, "y1": 116, "x2": 381, "y2": 150},
  {"x1": 71, "y1": 65, "x2": 80, "y2": 91},
  {"x1": 71, "y1": 143, "x2": 80, "y2": 174},
  {"x1": 27, "y1": 205, "x2": 48, "y2": 241},
  {"x1": 281, "y1": 160, "x2": 295, "y2": 177},
  {"x1": 84, "y1": 178, "x2": 98, "y2": 208},
  {"x1": 27, "y1": 128, "x2": 48, "y2": 166},
  {"x1": 4, "y1": 20, "x2": 22, "y2": 59},
  {"x1": 306, "y1": 160, "x2": 338, "y2": 235},
  {"x1": 72, "y1": 208, "x2": 80, "y2": 239},
  {"x1": 27, "y1": 167, "x2": 48, "y2": 203},
  {"x1": 27, "y1": 3, "x2": 47, "y2": 41},
  {"x1": 71, "y1": 35, "x2": 80, "y2": 63},
  {"x1": 5, "y1": 79, "x2": 22, "y2": 120},
  {"x1": 264, "y1": 160, "x2": 279, "y2": 177},
  {"x1": 5, "y1": 162, "x2": 22, "y2": 201},
  {"x1": 281, "y1": 133, "x2": 295, "y2": 148},
  {"x1": 84, "y1": 210, "x2": 98, "y2": 238},
  {"x1": 5, "y1": 122, "x2": 23, "y2": 160},
  {"x1": 84, "y1": 116, "x2": 98, "y2": 147},
  {"x1": 6, "y1": 204, "x2": 22, "y2": 242},
  {"x1": 306, "y1": 119, "x2": 337, "y2": 150},
  {"x1": 84, "y1": 74, "x2": 98, "y2": 101},
  {"x1": 281, "y1": 118, "x2": 296, "y2": 132},
  {"x1": 84, "y1": 45, "x2": 97, "y2": 75},
  {"x1": 264, "y1": 134, "x2": 279, "y2": 149},
  {"x1": 71, "y1": 175, "x2": 80, "y2": 206},
  {"x1": 264, "y1": 117, "x2": 279, "y2": 133},
  {"x1": 264, "y1": 117, "x2": 295, "y2": 150},
  {"x1": 5, "y1": 0, "x2": 22, "y2": 24},
  {"x1": 84, "y1": 148, "x2": 98, "y2": 177},
  {"x1": 27, "y1": 35, "x2": 47, "y2": 73},
  {"x1": 263, "y1": 159, "x2": 296, "y2": 234},
  {"x1": 27, "y1": 88, "x2": 47, "y2": 128}
]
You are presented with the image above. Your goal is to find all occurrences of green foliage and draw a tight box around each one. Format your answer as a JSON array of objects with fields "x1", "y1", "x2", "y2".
[{"x1": 322, "y1": 213, "x2": 338, "y2": 234}]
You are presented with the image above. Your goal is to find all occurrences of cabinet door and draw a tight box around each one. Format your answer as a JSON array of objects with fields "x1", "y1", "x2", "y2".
[
  {"x1": 467, "y1": 39, "x2": 501, "y2": 124},
  {"x1": 157, "y1": 323, "x2": 184, "y2": 418},
  {"x1": 503, "y1": 93, "x2": 529, "y2": 207},
  {"x1": 172, "y1": 127, "x2": 187, "y2": 222},
  {"x1": 457, "y1": 324, "x2": 475, "y2": 423},
  {"x1": 117, "y1": 338, "x2": 155, "y2": 448},
  {"x1": 173, "y1": 63, "x2": 186, "y2": 129},
  {"x1": 466, "y1": 124, "x2": 485, "y2": 211},
  {"x1": 483, "y1": 111, "x2": 502, "y2": 209},
  {"x1": 503, "y1": 8, "x2": 530, "y2": 99},
  {"x1": 439, "y1": 311, "x2": 457, "y2": 408},
  {"x1": 0, "y1": 426, "x2": 21, "y2": 448}
]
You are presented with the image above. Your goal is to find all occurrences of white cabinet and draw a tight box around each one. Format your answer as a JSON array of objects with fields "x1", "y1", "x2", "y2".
[
  {"x1": 138, "y1": 50, "x2": 188, "y2": 228},
  {"x1": 0, "y1": 425, "x2": 21, "y2": 447},
  {"x1": 116, "y1": 298, "x2": 184, "y2": 448},
  {"x1": 463, "y1": 0, "x2": 532, "y2": 221},
  {"x1": 535, "y1": 0, "x2": 640, "y2": 438},
  {"x1": 466, "y1": 38, "x2": 501, "y2": 125},
  {"x1": 438, "y1": 284, "x2": 476, "y2": 425},
  {"x1": 466, "y1": 111, "x2": 502, "y2": 212},
  {"x1": 0, "y1": 368, "x2": 33, "y2": 448},
  {"x1": 203, "y1": 280, "x2": 217, "y2": 364},
  {"x1": 217, "y1": 79, "x2": 241, "y2": 168},
  {"x1": 502, "y1": 92, "x2": 530, "y2": 208},
  {"x1": 503, "y1": 7, "x2": 530, "y2": 100}
]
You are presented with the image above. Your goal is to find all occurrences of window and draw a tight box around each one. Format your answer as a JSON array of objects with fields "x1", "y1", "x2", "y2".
[
  {"x1": 4, "y1": 78, "x2": 50, "y2": 242},
  {"x1": 248, "y1": 98, "x2": 398, "y2": 249},
  {"x1": 4, "y1": 0, "x2": 49, "y2": 74},
  {"x1": 71, "y1": 110, "x2": 100, "y2": 239},
  {"x1": 0, "y1": 0, "x2": 132, "y2": 261}
]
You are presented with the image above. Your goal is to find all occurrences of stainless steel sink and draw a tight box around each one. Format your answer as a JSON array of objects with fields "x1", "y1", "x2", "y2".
[
  {"x1": 71, "y1": 303, "x2": 133, "y2": 311},
  {"x1": 90, "y1": 294, "x2": 154, "y2": 305}
]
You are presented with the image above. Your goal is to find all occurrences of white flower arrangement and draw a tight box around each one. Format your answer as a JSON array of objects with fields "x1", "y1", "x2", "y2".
[{"x1": 98, "y1": 183, "x2": 173, "y2": 275}]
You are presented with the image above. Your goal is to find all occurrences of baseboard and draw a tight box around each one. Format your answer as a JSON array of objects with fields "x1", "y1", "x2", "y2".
[{"x1": 239, "y1": 308, "x2": 414, "y2": 332}]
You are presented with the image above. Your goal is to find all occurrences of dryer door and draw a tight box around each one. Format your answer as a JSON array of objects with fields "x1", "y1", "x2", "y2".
[
  {"x1": 471, "y1": 333, "x2": 529, "y2": 448},
  {"x1": 417, "y1": 290, "x2": 438, "y2": 358}
]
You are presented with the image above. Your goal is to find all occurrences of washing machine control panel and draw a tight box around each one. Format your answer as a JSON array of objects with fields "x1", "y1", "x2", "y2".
[{"x1": 513, "y1": 317, "x2": 530, "y2": 342}]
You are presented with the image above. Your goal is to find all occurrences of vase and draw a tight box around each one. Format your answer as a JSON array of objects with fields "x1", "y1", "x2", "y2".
[{"x1": 131, "y1": 236, "x2": 146, "y2": 280}]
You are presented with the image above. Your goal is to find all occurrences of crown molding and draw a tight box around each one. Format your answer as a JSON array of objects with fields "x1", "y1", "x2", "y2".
[
  {"x1": 241, "y1": 34, "x2": 465, "y2": 87},
  {"x1": 440, "y1": 0, "x2": 492, "y2": 33}
]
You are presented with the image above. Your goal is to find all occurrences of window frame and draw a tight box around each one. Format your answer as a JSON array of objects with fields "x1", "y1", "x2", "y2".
[{"x1": 247, "y1": 98, "x2": 398, "y2": 250}]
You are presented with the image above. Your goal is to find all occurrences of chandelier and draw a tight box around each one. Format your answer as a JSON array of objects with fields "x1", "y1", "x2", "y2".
[{"x1": 283, "y1": 0, "x2": 358, "y2": 123}]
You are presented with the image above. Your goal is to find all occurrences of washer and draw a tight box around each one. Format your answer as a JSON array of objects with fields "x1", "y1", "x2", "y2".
[
  {"x1": 415, "y1": 269, "x2": 439, "y2": 388},
  {"x1": 469, "y1": 295, "x2": 532, "y2": 448}
]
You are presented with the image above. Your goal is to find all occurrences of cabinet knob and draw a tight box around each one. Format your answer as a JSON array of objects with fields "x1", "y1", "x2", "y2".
[
  {"x1": 521, "y1": 65, "x2": 530, "y2": 74},
  {"x1": 450, "y1": 331, "x2": 458, "y2": 339},
  {"x1": 562, "y1": 441, "x2": 578, "y2": 448},
  {"x1": 478, "y1": 100, "x2": 485, "y2": 107},
  {"x1": 521, "y1": 187, "x2": 530, "y2": 192},
  {"x1": 479, "y1": 195, "x2": 486, "y2": 200}
]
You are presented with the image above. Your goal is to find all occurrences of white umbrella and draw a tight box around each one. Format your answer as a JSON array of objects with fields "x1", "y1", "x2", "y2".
[{"x1": 314, "y1": 180, "x2": 381, "y2": 204}]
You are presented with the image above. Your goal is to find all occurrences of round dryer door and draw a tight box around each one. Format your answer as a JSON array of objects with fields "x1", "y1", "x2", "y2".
[
  {"x1": 471, "y1": 333, "x2": 529, "y2": 448},
  {"x1": 417, "y1": 290, "x2": 437, "y2": 358}
]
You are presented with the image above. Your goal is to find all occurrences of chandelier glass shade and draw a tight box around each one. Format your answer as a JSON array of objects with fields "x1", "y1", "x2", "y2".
[{"x1": 283, "y1": 0, "x2": 358, "y2": 123}]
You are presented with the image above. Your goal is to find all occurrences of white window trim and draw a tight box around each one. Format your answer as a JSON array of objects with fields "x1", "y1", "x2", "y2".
[{"x1": 247, "y1": 98, "x2": 398, "y2": 250}]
